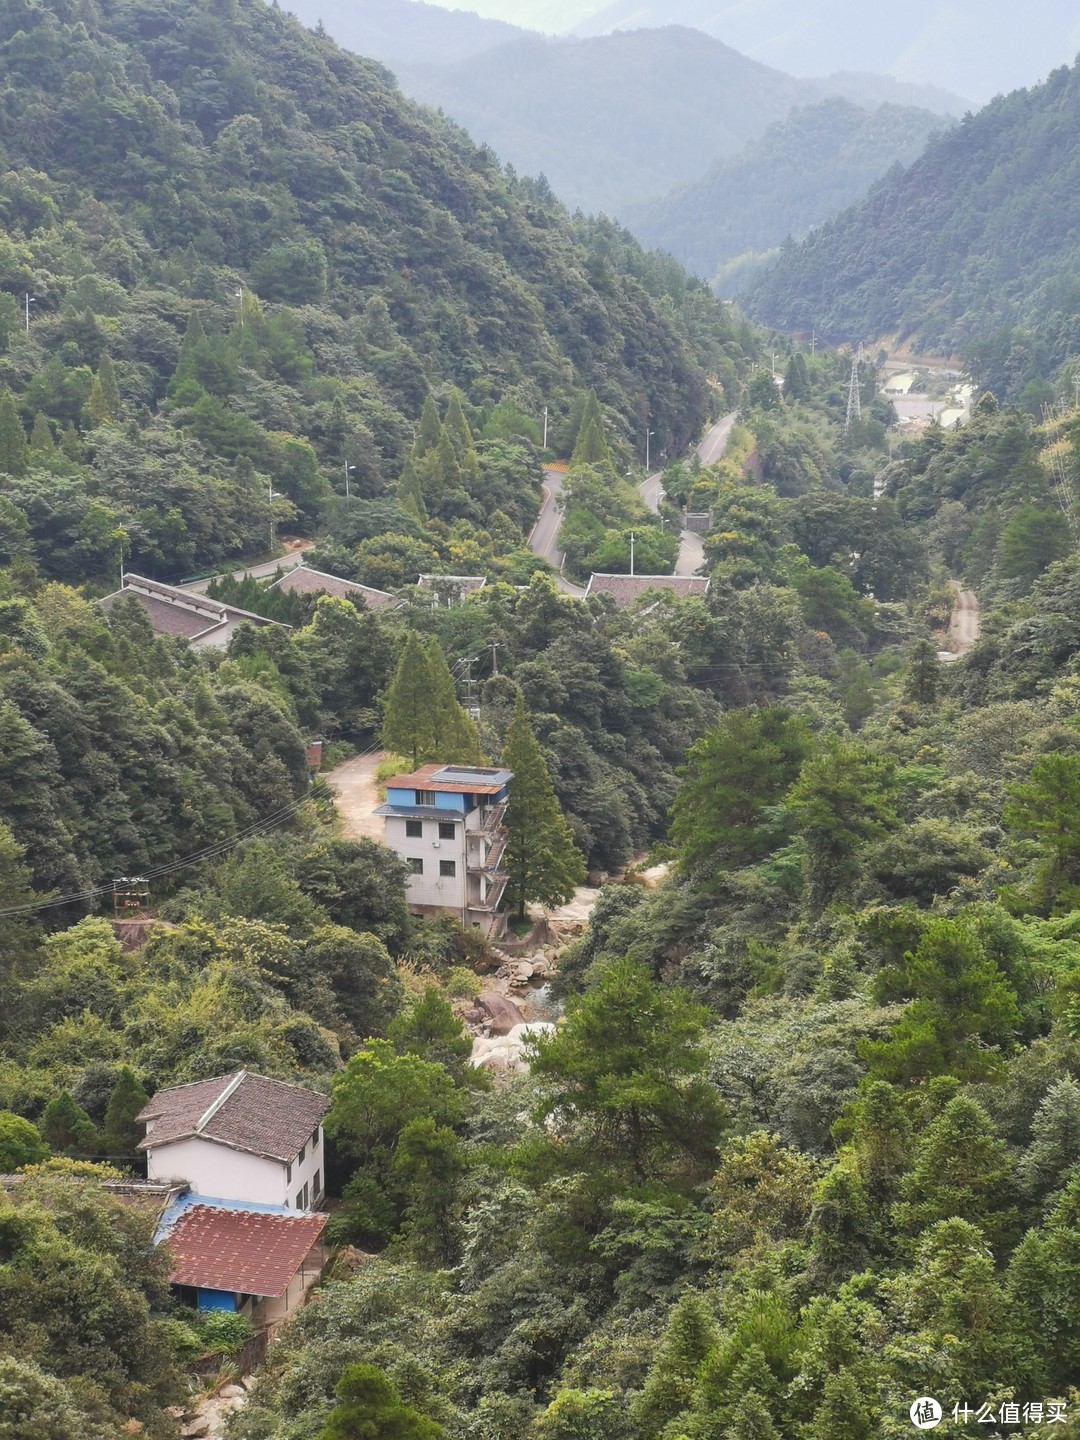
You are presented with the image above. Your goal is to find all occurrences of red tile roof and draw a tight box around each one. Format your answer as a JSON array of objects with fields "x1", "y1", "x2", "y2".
[
  {"x1": 269, "y1": 565, "x2": 399, "y2": 608},
  {"x1": 100, "y1": 575, "x2": 288, "y2": 642},
  {"x1": 165, "y1": 1205, "x2": 327, "y2": 1297},
  {"x1": 137, "y1": 1071, "x2": 329, "y2": 1163}
]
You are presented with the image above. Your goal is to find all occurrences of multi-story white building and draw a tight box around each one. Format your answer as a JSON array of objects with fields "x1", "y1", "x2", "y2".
[
  {"x1": 137, "y1": 1071, "x2": 329, "y2": 1212},
  {"x1": 377, "y1": 763, "x2": 512, "y2": 936}
]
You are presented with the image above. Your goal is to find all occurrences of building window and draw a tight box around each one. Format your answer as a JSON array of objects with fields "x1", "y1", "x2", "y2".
[
  {"x1": 438, "y1": 821, "x2": 456, "y2": 840},
  {"x1": 405, "y1": 819, "x2": 423, "y2": 838},
  {"x1": 313, "y1": 1169, "x2": 321, "y2": 1199},
  {"x1": 439, "y1": 860, "x2": 456, "y2": 878},
  {"x1": 408, "y1": 858, "x2": 424, "y2": 875},
  {"x1": 312, "y1": 1127, "x2": 319, "y2": 1149},
  {"x1": 416, "y1": 789, "x2": 436, "y2": 805},
  {"x1": 298, "y1": 1144, "x2": 306, "y2": 1165},
  {"x1": 286, "y1": 1163, "x2": 292, "y2": 1183},
  {"x1": 295, "y1": 1188, "x2": 304, "y2": 1210}
]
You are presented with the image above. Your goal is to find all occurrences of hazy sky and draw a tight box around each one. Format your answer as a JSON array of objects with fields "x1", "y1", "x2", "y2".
[{"x1": 418, "y1": 0, "x2": 597, "y2": 30}]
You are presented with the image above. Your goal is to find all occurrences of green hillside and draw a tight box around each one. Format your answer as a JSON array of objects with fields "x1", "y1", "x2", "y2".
[
  {"x1": 624, "y1": 98, "x2": 950, "y2": 294},
  {"x1": 0, "y1": 0, "x2": 742, "y2": 590},
  {"x1": 743, "y1": 60, "x2": 1080, "y2": 400}
]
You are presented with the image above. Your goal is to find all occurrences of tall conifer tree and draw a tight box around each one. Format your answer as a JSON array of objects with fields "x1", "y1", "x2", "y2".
[
  {"x1": 382, "y1": 632, "x2": 436, "y2": 768},
  {"x1": 502, "y1": 694, "x2": 585, "y2": 917},
  {"x1": 0, "y1": 388, "x2": 27, "y2": 475}
]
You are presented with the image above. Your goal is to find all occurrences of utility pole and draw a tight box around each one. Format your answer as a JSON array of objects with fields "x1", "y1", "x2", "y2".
[
  {"x1": 490, "y1": 641, "x2": 500, "y2": 676},
  {"x1": 344, "y1": 460, "x2": 355, "y2": 502},
  {"x1": 629, "y1": 530, "x2": 635, "y2": 576},
  {"x1": 645, "y1": 429, "x2": 655, "y2": 473},
  {"x1": 24, "y1": 293, "x2": 34, "y2": 333},
  {"x1": 235, "y1": 286, "x2": 244, "y2": 326},
  {"x1": 542, "y1": 406, "x2": 548, "y2": 449}
]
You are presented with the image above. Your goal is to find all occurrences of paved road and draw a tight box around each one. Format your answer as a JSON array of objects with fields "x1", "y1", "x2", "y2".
[
  {"x1": 697, "y1": 411, "x2": 739, "y2": 466},
  {"x1": 325, "y1": 750, "x2": 387, "y2": 842},
  {"x1": 939, "y1": 585, "x2": 981, "y2": 663},
  {"x1": 528, "y1": 469, "x2": 587, "y2": 597},
  {"x1": 180, "y1": 545, "x2": 312, "y2": 595},
  {"x1": 637, "y1": 411, "x2": 738, "y2": 577}
]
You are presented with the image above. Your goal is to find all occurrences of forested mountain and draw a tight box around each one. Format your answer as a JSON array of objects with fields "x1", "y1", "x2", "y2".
[
  {"x1": 281, "y1": 0, "x2": 531, "y2": 68},
  {"x1": 11, "y1": 0, "x2": 1080, "y2": 1437},
  {"x1": 394, "y1": 25, "x2": 958, "y2": 217},
  {"x1": 569, "y1": 0, "x2": 1079, "y2": 102},
  {"x1": 624, "y1": 98, "x2": 950, "y2": 294},
  {"x1": 743, "y1": 58, "x2": 1080, "y2": 401},
  {"x1": 0, "y1": 0, "x2": 742, "y2": 593}
]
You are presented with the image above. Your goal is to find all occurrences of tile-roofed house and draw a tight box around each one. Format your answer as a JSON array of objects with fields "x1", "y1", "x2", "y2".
[
  {"x1": 268, "y1": 564, "x2": 400, "y2": 609},
  {"x1": 417, "y1": 574, "x2": 487, "y2": 606},
  {"x1": 100, "y1": 575, "x2": 288, "y2": 648},
  {"x1": 377, "y1": 764, "x2": 513, "y2": 937},
  {"x1": 584, "y1": 573, "x2": 711, "y2": 610},
  {"x1": 163, "y1": 1201, "x2": 327, "y2": 1299},
  {"x1": 138, "y1": 1072, "x2": 329, "y2": 1211}
]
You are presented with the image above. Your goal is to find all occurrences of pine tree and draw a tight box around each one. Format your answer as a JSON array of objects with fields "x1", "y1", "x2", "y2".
[
  {"x1": 443, "y1": 392, "x2": 479, "y2": 482},
  {"x1": 1019, "y1": 1076, "x2": 1080, "y2": 1204},
  {"x1": 435, "y1": 429, "x2": 462, "y2": 493},
  {"x1": 96, "y1": 355, "x2": 120, "y2": 420},
  {"x1": 424, "y1": 637, "x2": 483, "y2": 764},
  {"x1": 101, "y1": 1066, "x2": 149, "y2": 1158},
  {"x1": 0, "y1": 388, "x2": 27, "y2": 475},
  {"x1": 397, "y1": 458, "x2": 427, "y2": 520},
  {"x1": 502, "y1": 694, "x2": 585, "y2": 918},
  {"x1": 382, "y1": 632, "x2": 437, "y2": 768},
  {"x1": 415, "y1": 393, "x2": 442, "y2": 457},
  {"x1": 41, "y1": 1091, "x2": 98, "y2": 1156},
  {"x1": 60, "y1": 421, "x2": 81, "y2": 461},
  {"x1": 904, "y1": 636, "x2": 941, "y2": 703},
  {"x1": 28, "y1": 412, "x2": 54, "y2": 455},
  {"x1": 319, "y1": 1363, "x2": 443, "y2": 1440}
]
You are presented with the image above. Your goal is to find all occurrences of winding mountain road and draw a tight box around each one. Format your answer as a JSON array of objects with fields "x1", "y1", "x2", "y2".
[{"x1": 528, "y1": 412, "x2": 738, "y2": 586}]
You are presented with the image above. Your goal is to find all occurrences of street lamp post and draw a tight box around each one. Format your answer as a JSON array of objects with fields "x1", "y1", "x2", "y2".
[
  {"x1": 646, "y1": 429, "x2": 656, "y2": 473},
  {"x1": 344, "y1": 461, "x2": 355, "y2": 503},
  {"x1": 542, "y1": 406, "x2": 548, "y2": 450},
  {"x1": 24, "y1": 293, "x2": 35, "y2": 333}
]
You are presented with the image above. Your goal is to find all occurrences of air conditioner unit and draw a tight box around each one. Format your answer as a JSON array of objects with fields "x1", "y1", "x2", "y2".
[{"x1": 432, "y1": 841, "x2": 441, "y2": 848}]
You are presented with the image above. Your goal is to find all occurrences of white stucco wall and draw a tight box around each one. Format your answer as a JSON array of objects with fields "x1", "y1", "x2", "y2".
[
  {"x1": 386, "y1": 815, "x2": 468, "y2": 912},
  {"x1": 146, "y1": 1137, "x2": 287, "y2": 1205},
  {"x1": 146, "y1": 1128, "x2": 326, "y2": 1210}
]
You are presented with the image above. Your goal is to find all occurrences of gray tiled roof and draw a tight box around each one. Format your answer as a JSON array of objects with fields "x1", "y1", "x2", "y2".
[
  {"x1": 137, "y1": 1071, "x2": 329, "y2": 1163},
  {"x1": 585, "y1": 574, "x2": 711, "y2": 609},
  {"x1": 269, "y1": 565, "x2": 399, "y2": 608}
]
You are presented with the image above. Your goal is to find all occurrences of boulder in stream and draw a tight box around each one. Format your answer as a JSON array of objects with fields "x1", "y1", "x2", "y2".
[{"x1": 476, "y1": 991, "x2": 526, "y2": 1035}]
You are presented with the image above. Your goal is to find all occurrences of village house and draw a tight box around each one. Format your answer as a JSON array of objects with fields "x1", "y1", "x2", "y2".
[
  {"x1": 101, "y1": 574, "x2": 288, "y2": 647},
  {"x1": 377, "y1": 763, "x2": 512, "y2": 936},
  {"x1": 156, "y1": 1192, "x2": 328, "y2": 1325},
  {"x1": 137, "y1": 1071, "x2": 329, "y2": 1211},
  {"x1": 583, "y1": 573, "x2": 711, "y2": 609},
  {"x1": 267, "y1": 563, "x2": 401, "y2": 609}
]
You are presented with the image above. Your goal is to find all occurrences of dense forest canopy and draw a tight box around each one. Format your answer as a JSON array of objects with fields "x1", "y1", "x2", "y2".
[
  {"x1": 743, "y1": 58, "x2": 1080, "y2": 402},
  {"x1": 624, "y1": 98, "x2": 951, "y2": 296},
  {"x1": 5, "y1": 1, "x2": 1080, "y2": 1438}
]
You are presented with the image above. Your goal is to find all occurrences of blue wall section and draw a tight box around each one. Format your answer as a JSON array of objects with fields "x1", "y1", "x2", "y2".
[
  {"x1": 197, "y1": 1289, "x2": 237, "y2": 1312},
  {"x1": 435, "y1": 792, "x2": 467, "y2": 811}
]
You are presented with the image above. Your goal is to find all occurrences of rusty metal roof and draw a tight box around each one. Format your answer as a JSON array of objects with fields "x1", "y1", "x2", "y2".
[{"x1": 165, "y1": 1204, "x2": 327, "y2": 1297}]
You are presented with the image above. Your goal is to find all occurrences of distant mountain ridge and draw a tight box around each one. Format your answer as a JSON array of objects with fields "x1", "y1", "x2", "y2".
[
  {"x1": 393, "y1": 25, "x2": 960, "y2": 217},
  {"x1": 624, "y1": 97, "x2": 951, "y2": 293},
  {"x1": 280, "y1": 0, "x2": 533, "y2": 67},
  {"x1": 741, "y1": 58, "x2": 1080, "y2": 400},
  {"x1": 569, "y1": 0, "x2": 1080, "y2": 103}
]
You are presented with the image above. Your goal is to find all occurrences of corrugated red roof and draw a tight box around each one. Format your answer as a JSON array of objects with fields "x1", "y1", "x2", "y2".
[
  {"x1": 165, "y1": 1205, "x2": 327, "y2": 1297},
  {"x1": 383, "y1": 762, "x2": 510, "y2": 795},
  {"x1": 137, "y1": 1071, "x2": 329, "y2": 1163},
  {"x1": 585, "y1": 574, "x2": 711, "y2": 609}
]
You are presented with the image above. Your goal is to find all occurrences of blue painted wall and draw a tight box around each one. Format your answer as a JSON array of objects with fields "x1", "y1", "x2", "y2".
[{"x1": 197, "y1": 1289, "x2": 237, "y2": 1312}]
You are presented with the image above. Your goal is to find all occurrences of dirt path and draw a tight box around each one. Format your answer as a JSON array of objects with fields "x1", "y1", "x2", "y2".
[
  {"x1": 939, "y1": 584, "x2": 981, "y2": 662},
  {"x1": 325, "y1": 750, "x2": 386, "y2": 842}
]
